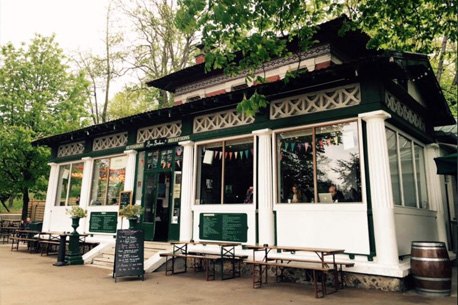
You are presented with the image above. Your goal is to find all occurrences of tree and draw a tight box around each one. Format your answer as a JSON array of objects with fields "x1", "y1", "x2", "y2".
[
  {"x1": 0, "y1": 35, "x2": 90, "y2": 219},
  {"x1": 106, "y1": 85, "x2": 158, "y2": 120},
  {"x1": 116, "y1": 0, "x2": 196, "y2": 108},
  {"x1": 74, "y1": 1, "x2": 127, "y2": 124},
  {"x1": 176, "y1": 0, "x2": 457, "y2": 115}
]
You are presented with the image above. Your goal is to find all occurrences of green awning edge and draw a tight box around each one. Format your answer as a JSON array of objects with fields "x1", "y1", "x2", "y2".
[{"x1": 434, "y1": 153, "x2": 457, "y2": 175}]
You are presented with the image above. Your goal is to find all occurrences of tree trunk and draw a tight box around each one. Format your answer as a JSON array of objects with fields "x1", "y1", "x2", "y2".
[
  {"x1": 1, "y1": 199, "x2": 10, "y2": 213},
  {"x1": 21, "y1": 188, "x2": 29, "y2": 221},
  {"x1": 436, "y1": 36, "x2": 448, "y2": 83},
  {"x1": 8, "y1": 196, "x2": 14, "y2": 208}
]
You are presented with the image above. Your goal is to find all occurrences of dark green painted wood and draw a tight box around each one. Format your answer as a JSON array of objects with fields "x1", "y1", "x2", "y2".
[
  {"x1": 199, "y1": 213, "x2": 248, "y2": 242},
  {"x1": 89, "y1": 212, "x2": 118, "y2": 233}
]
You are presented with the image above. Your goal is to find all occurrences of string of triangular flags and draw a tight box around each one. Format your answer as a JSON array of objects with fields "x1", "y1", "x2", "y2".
[
  {"x1": 205, "y1": 149, "x2": 254, "y2": 161},
  {"x1": 281, "y1": 136, "x2": 340, "y2": 152}
]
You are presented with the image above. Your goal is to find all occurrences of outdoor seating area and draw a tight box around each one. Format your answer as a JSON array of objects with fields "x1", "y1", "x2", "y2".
[{"x1": 160, "y1": 241, "x2": 248, "y2": 281}]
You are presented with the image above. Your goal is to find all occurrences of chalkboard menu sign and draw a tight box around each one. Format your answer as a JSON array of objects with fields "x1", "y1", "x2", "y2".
[
  {"x1": 199, "y1": 213, "x2": 248, "y2": 242},
  {"x1": 119, "y1": 191, "x2": 132, "y2": 209},
  {"x1": 113, "y1": 229, "x2": 144, "y2": 282},
  {"x1": 89, "y1": 212, "x2": 118, "y2": 233}
]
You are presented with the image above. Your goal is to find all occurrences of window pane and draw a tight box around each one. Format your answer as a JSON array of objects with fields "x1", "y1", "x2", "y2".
[
  {"x1": 90, "y1": 159, "x2": 109, "y2": 205},
  {"x1": 399, "y1": 136, "x2": 416, "y2": 207},
  {"x1": 277, "y1": 129, "x2": 314, "y2": 203},
  {"x1": 196, "y1": 142, "x2": 223, "y2": 204},
  {"x1": 55, "y1": 164, "x2": 71, "y2": 206},
  {"x1": 386, "y1": 129, "x2": 402, "y2": 205},
  {"x1": 414, "y1": 144, "x2": 428, "y2": 209},
  {"x1": 316, "y1": 122, "x2": 361, "y2": 203},
  {"x1": 68, "y1": 163, "x2": 84, "y2": 206},
  {"x1": 135, "y1": 151, "x2": 145, "y2": 203},
  {"x1": 224, "y1": 138, "x2": 254, "y2": 203},
  {"x1": 107, "y1": 156, "x2": 127, "y2": 205}
]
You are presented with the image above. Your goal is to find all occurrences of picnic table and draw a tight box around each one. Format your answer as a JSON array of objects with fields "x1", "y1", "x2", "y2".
[
  {"x1": 160, "y1": 241, "x2": 247, "y2": 281},
  {"x1": 244, "y1": 244, "x2": 353, "y2": 298},
  {"x1": 10, "y1": 230, "x2": 41, "y2": 252}
]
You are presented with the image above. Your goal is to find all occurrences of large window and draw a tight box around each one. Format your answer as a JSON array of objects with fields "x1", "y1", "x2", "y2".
[
  {"x1": 276, "y1": 121, "x2": 362, "y2": 203},
  {"x1": 55, "y1": 162, "x2": 84, "y2": 206},
  {"x1": 385, "y1": 128, "x2": 429, "y2": 208},
  {"x1": 196, "y1": 138, "x2": 254, "y2": 204},
  {"x1": 90, "y1": 156, "x2": 127, "y2": 206}
]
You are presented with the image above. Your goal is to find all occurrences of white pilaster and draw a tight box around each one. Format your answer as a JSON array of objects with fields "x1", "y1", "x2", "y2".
[
  {"x1": 42, "y1": 163, "x2": 59, "y2": 232},
  {"x1": 123, "y1": 150, "x2": 138, "y2": 193},
  {"x1": 359, "y1": 110, "x2": 399, "y2": 266},
  {"x1": 252, "y1": 129, "x2": 275, "y2": 246},
  {"x1": 79, "y1": 157, "x2": 93, "y2": 232},
  {"x1": 179, "y1": 141, "x2": 194, "y2": 241},
  {"x1": 425, "y1": 144, "x2": 448, "y2": 243}
]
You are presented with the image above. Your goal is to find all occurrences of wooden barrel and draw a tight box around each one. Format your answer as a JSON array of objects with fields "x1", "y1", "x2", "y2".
[{"x1": 411, "y1": 241, "x2": 452, "y2": 296}]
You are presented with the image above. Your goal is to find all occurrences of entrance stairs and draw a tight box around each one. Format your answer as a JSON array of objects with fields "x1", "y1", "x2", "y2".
[{"x1": 87, "y1": 241, "x2": 172, "y2": 272}]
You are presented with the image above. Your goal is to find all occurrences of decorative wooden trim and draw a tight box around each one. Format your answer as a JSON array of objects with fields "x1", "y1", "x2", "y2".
[
  {"x1": 93, "y1": 132, "x2": 128, "y2": 151},
  {"x1": 137, "y1": 121, "x2": 182, "y2": 143},
  {"x1": 384, "y1": 91, "x2": 426, "y2": 131},
  {"x1": 193, "y1": 109, "x2": 255, "y2": 133},
  {"x1": 57, "y1": 141, "x2": 85, "y2": 157}
]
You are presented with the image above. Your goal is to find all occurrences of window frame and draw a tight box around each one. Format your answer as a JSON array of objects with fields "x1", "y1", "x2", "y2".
[
  {"x1": 272, "y1": 118, "x2": 366, "y2": 205},
  {"x1": 193, "y1": 134, "x2": 257, "y2": 205},
  {"x1": 55, "y1": 161, "x2": 85, "y2": 207},
  {"x1": 89, "y1": 154, "x2": 127, "y2": 206},
  {"x1": 385, "y1": 124, "x2": 429, "y2": 209}
]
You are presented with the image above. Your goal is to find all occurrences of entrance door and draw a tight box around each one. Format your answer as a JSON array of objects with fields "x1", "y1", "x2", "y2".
[{"x1": 142, "y1": 172, "x2": 170, "y2": 241}]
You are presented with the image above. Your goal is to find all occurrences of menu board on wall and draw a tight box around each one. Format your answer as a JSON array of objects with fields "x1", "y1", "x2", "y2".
[
  {"x1": 199, "y1": 213, "x2": 247, "y2": 242},
  {"x1": 89, "y1": 212, "x2": 118, "y2": 233},
  {"x1": 113, "y1": 229, "x2": 144, "y2": 282}
]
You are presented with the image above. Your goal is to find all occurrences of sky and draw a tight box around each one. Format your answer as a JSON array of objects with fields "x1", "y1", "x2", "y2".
[{"x1": 0, "y1": 0, "x2": 110, "y2": 52}]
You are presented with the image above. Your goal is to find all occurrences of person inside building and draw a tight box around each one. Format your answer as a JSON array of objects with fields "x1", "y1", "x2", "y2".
[
  {"x1": 288, "y1": 185, "x2": 303, "y2": 203},
  {"x1": 244, "y1": 186, "x2": 254, "y2": 203},
  {"x1": 329, "y1": 185, "x2": 345, "y2": 203}
]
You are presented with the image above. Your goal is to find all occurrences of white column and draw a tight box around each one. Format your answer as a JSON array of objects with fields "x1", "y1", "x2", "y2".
[
  {"x1": 253, "y1": 129, "x2": 275, "y2": 246},
  {"x1": 179, "y1": 141, "x2": 194, "y2": 241},
  {"x1": 425, "y1": 144, "x2": 448, "y2": 243},
  {"x1": 359, "y1": 110, "x2": 399, "y2": 266},
  {"x1": 79, "y1": 157, "x2": 93, "y2": 232},
  {"x1": 42, "y1": 163, "x2": 59, "y2": 232},
  {"x1": 123, "y1": 150, "x2": 138, "y2": 193}
]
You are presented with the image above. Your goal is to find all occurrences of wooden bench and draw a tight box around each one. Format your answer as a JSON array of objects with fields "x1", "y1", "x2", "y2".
[
  {"x1": 160, "y1": 252, "x2": 248, "y2": 281},
  {"x1": 10, "y1": 236, "x2": 39, "y2": 253},
  {"x1": 267, "y1": 256, "x2": 355, "y2": 289},
  {"x1": 245, "y1": 260, "x2": 336, "y2": 298}
]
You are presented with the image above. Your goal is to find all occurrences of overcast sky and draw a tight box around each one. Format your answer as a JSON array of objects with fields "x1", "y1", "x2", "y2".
[{"x1": 0, "y1": 0, "x2": 110, "y2": 52}]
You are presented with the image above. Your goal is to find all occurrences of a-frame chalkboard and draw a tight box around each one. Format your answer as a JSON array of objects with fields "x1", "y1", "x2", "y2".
[{"x1": 113, "y1": 229, "x2": 145, "y2": 282}]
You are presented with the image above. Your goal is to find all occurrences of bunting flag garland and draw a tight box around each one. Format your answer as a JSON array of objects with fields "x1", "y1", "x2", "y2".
[
  {"x1": 240, "y1": 151, "x2": 244, "y2": 159},
  {"x1": 225, "y1": 152, "x2": 228, "y2": 159},
  {"x1": 167, "y1": 162, "x2": 171, "y2": 168},
  {"x1": 245, "y1": 150, "x2": 249, "y2": 158},
  {"x1": 291, "y1": 143, "x2": 296, "y2": 151},
  {"x1": 298, "y1": 143, "x2": 302, "y2": 151},
  {"x1": 235, "y1": 152, "x2": 238, "y2": 159},
  {"x1": 229, "y1": 152, "x2": 233, "y2": 160},
  {"x1": 219, "y1": 152, "x2": 222, "y2": 159},
  {"x1": 319, "y1": 140, "x2": 324, "y2": 149},
  {"x1": 327, "y1": 138, "x2": 332, "y2": 146},
  {"x1": 250, "y1": 148, "x2": 253, "y2": 155},
  {"x1": 334, "y1": 136, "x2": 339, "y2": 144},
  {"x1": 214, "y1": 151, "x2": 218, "y2": 158},
  {"x1": 176, "y1": 147, "x2": 183, "y2": 155},
  {"x1": 305, "y1": 142, "x2": 309, "y2": 151},
  {"x1": 280, "y1": 153, "x2": 283, "y2": 161},
  {"x1": 285, "y1": 142, "x2": 289, "y2": 151},
  {"x1": 176, "y1": 160, "x2": 181, "y2": 168},
  {"x1": 162, "y1": 161, "x2": 166, "y2": 168}
]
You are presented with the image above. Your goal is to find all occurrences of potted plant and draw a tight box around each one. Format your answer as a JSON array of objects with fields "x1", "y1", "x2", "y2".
[
  {"x1": 119, "y1": 205, "x2": 143, "y2": 230},
  {"x1": 66, "y1": 206, "x2": 88, "y2": 229}
]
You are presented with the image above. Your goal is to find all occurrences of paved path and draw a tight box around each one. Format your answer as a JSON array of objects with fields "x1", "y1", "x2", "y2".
[{"x1": 0, "y1": 244, "x2": 456, "y2": 305}]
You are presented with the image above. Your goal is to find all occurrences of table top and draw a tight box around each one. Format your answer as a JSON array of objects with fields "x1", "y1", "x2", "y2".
[
  {"x1": 16, "y1": 230, "x2": 41, "y2": 234},
  {"x1": 171, "y1": 241, "x2": 241, "y2": 247},
  {"x1": 244, "y1": 244, "x2": 345, "y2": 254}
]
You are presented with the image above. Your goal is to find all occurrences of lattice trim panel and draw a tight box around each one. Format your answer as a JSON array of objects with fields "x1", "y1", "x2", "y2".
[
  {"x1": 137, "y1": 121, "x2": 182, "y2": 143},
  {"x1": 93, "y1": 132, "x2": 128, "y2": 151},
  {"x1": 385, "y1": 92, "x2": 426, "y2": 131},
  {"x1": 176, "y1": 45, "x2": 331, "y2": 95},
  {"x1": 270, "y1": 84, "x2": 361, "y2": 119},
  {"x1": 194, "y1": 109, "x2": 255, "y2": 133},
  {"x1": 57, "y1": 141, "x2": 85, "y2": 157}
]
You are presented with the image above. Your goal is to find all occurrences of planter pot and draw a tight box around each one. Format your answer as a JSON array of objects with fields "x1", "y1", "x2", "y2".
[{"x1": 128, "y1": 217, "x2": 138, "y2": 230}]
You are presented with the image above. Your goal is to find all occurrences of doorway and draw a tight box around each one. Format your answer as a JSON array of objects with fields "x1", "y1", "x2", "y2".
[{"x1": 143, "y1": 171, "x2": 171, "y2": 241}]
